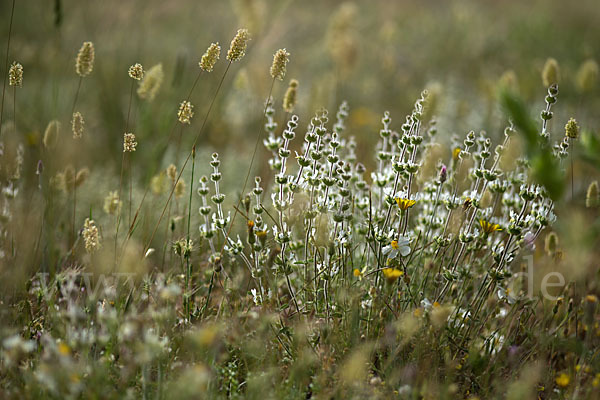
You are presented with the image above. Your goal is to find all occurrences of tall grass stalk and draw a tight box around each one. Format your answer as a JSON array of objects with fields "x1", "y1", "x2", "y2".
[
  {"x1": 115, "y1": 79, "x2": 135, "y2": 267},
  {"x1": 0, "y1": 0, "x2": 16, "y2": 139},
  {"x1": 184, "y1": 146, "x2": 196, "y2": 320}
]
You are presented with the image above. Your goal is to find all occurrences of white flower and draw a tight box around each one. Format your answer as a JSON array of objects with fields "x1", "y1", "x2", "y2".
[
  {"x1": 497, "y1": 287, "x2": 517, "y2": 305},
  {"x1": 523, "y1": 231, "x2": 536, "y2": 251},
  {"x1": 420, "y1": 298, "x2": 433, "y2": 310},
  {"x1": 382, "y1": 236, "x2": 411, "y2": 259},
  {"x1": 485, "y1": 332, "x2": 505, "y2": 356},
  {"x1": 251, "y1": 288, "x2": 262, "y2": 305}
]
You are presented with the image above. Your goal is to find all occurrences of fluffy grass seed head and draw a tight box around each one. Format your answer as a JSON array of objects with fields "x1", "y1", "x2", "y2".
[
  {"x1": 123, "y1": 133, "x2": 137, "y2": 152},
  {"x1": 177, "y1": 100, "x2": 194, "y2": 124},
  {"x1": 75, "y1": 41, "x2": 95, "y2": 77},
  {"x1": 103, "y1": 191, "x2": 122, "y2": 215},
  {"x1": 43, "y1": 120, "x2": 61, "y2": 149},
  {"x1": 151, "y1": 172, "x2": 167, "y2": 195},
  {"x1": 270, "y1": 48, "x2": 290, "y2": 80},
  {"x1": 75, "y1": 168, "x2": 89, "y2": 187},
  {"x1": 586, "y1": 181, "x2": 599, "y2": 208},
  {"x1": 576, "y1": 59, "x2": 598, "y2": 92},
  {"x1": 8, "y1": 62, "x2": 23, "y2": 87},
  {"x1": 71, "y1": 112, "x2": 84, "y2": 139},
  {"x1": 565, "y1": 117, "x2": 579, "y2": 139},
  {"x1": 82, "y1": 218, "x2": 100, "y2": 253},
  {"x1": 167, "y1": 164, "x2": 177, "y2": 181},
  {"x1": 137, "y1": 63, "x2": 164, "y2": 101},
  {"x1": 62, "y1": 166, "x2": 75, "y2": 191},
  {"x1": 283, "y1": 79, "x2": 298, "y2": 113},
  {"x1": 542, "y1": 57, "x2": 559, "y2": 87},
  {"x1": 128, "y1": 63, "x2": 144, "y2": 80},
  {"x1": 53, "y1": 166, "x2": 87, "y2": 192},
  {"x1": 227, "y1": 28, "x2": 250, "y2": 62},
  {"x1": 175, "y1": 179, "x2": 186, "y2": 199},
  {"x1": 545, "y1": 232, "x2": 559, "y2": 256},
  {"x1": 200, "y1": 43, "x2": 220, "y2": 72}
]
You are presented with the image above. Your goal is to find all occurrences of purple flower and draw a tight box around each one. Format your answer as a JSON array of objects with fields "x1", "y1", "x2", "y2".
[{"x1": 439, "y1": 164, "x2": 447, "y2": 184}]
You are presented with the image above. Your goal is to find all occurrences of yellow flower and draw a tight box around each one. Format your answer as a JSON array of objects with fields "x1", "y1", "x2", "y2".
[
  {"x1": 585, "y1": 294, "x2": 598, "y2": 303},
  {"x1": 555, "y1": 373, "x2": 570, "y2": 388},
  {"x1": 452, "y1": 147, "x2": 461, "y2": 161},
  {"x1": 479, "y1": 219, "x2": 502, "y2": 235},
  {"x1": 593, "y1": 373, "x2": 600, "y2": 387},
  {"x1": 58, "y1": 342, "x2": 71, "y2": 356},
  {"x1": 383, "y1": 268, "x2": 403, "y2": 283},
  {"x1": 353, "y1": 268, "x2": 362, "y2": 277},
  {"x1": 395, "y1": 198, "x2": 416, "y2": 211}
]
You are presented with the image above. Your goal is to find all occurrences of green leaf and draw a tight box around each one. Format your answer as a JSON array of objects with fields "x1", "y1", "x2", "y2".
[
  {"x1": 500, "y1": 89, "x2": 565, "y2": 201},
  {"x1": 580, "y1": 129, "x2": 600, "y2": 168}
]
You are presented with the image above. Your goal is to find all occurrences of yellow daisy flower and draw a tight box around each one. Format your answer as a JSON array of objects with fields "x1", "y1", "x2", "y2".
[
  {"x1": 479, "y1": 219, "x2": 502, "y2": 235},
  {"x1": 383, "y1": 267, "x2": 403, "y2": 283},
  {"x1": 452, "y1": 147, "x2": 461, "y2": 161},
  {"x1": 395, "y1": 197, "x2": 417, "y2": 211},
  {"x1": 555, "y1": 373, "x2": 570, "y2": 388}
]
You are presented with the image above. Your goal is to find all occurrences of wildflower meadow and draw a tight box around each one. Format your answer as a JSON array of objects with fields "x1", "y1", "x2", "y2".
[{"x1": 1, "y1": 0, "x2": 600, "y2": 398}]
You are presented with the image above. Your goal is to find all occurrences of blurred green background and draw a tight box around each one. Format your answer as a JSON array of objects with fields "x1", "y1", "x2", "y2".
[
  {"x1": 2, "y1": 0, "x2": 599, "y2": 205},
  {"x1": 3, "y1": 0, "x2": 599, "y2": 150}
]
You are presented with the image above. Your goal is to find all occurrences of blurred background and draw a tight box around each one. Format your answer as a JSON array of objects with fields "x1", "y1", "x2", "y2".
[{"x1": 3, "y1": 0, "x2": 599, "y2": 162}]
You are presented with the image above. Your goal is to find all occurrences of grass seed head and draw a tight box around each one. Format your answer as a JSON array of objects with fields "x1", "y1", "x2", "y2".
[
  {"x1": 542, "y1": 57, "x2": 559, "y2": 87},
  {"x1": 565, "y1": 117, "x2": 579, "y2": 139},
  {"x1": 8, "y1": 62, "x2": 23, "y2": 87},
  {"x1": 103, "y1": 191, "x2": 122, "y2": 215},
  {"x1": 128, "y1": 63, "x2": 144, "y2": 80},
  {"x1": 83, "y1": 218, "x2": 100, "y2": 253},
  {"x1": 75, "y1": 41, "x2": 95, "y2": 77},
  {"x1": 200, "y1": 43, "x2": 220, "y2": 72},
  {"x1": 137, "y1": 63, "x2": 164, "y2": 101},
  {"x1": 123, "y1": 133, "x2": 137, "y2": 152},
  {"x1": 177, "y1": 101, "x2": 194, "y2": 124},
  {"x1": 576, "y1": 59, "x2": 598, "y2": 92},
  {"x1": 71, "y1": 111, "x2": 84, "y2": 139},
  {"x1": 227, "y1": 28, "x2": 250, "y2": 62},
  {"x1": 270, "y1": 48, "x2": 290, "y2": 81},
  {"x1": 586, "y1": 181, "x2": 599, "y2": 208},
  {"x1": 175, "y1": 179, "x2": 186, "y2": 198},
  {"x1": 283, "y1": 79, "x2": 298, "y2": 113},
  {"x1": 43, "y1": 120, "x2": 61, "y2": 149}
]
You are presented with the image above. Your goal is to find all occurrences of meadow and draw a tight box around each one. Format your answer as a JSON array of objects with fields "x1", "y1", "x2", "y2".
[{"x1": 1, "y1": 0, "x2": 600, "y2": 398}]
